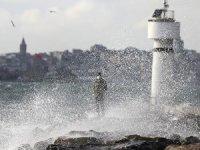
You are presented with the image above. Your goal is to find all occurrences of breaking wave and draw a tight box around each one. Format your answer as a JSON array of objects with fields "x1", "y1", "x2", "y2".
[{"x1": 0, "y1": 82, "x2": 199, "y2": 150}]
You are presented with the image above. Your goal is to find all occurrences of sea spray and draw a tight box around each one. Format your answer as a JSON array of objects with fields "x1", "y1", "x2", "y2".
[{"x1": 0, "y1": 82, "x2": 199, "y2": 150}]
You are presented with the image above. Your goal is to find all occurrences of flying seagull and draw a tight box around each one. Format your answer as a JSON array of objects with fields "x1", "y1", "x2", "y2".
[
  {"x1": 49, "y1": 10, "x2": 56, "y2": 13},
  {"x1": 11, "y1": 20, "x2": 15, "y2": 28}
]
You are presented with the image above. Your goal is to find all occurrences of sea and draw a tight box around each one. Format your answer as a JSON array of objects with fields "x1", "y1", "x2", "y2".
[{"x1": 0, "y1": 81, "x2": 199, "y2": 150}]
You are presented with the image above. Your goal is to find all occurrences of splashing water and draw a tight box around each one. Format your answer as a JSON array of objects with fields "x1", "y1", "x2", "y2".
[{"x1": 0, "y1": 81, "x2": 199, "y2": 150}]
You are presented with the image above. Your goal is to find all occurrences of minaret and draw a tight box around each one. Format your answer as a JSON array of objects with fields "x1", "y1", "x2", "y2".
[{"x1": 148, "y1": 0, "x2": 181, "y2": 105}]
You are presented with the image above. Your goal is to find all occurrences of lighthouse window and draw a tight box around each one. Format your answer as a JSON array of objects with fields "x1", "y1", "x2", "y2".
[{"x1": 152, "y1": 9, "x2": 163, "y2": 18}]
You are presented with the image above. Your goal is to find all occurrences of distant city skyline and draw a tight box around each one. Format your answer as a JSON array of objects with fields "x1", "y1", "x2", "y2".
[{"x1": 0, "y1": 0, "x2": 199, "y2": 54}]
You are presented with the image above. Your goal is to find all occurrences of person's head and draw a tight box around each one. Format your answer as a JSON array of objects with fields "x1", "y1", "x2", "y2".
[{"x1": 97, "y1": 72, "x2": 102, "y2": 79}]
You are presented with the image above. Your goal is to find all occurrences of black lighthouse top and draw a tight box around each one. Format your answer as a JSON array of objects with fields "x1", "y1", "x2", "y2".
[{"x1": 150, "y1": 0, "x2": 175, "y2": 22}]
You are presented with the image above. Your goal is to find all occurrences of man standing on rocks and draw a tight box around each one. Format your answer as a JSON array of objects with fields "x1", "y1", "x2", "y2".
[{"x1": 93, "y1": 72, "x2": 107, "y2": 117}]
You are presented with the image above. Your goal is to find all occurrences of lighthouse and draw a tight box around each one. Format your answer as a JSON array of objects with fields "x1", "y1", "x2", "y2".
[{"x1": 148, "y1": 0, "x2": 181, "y2": 105}]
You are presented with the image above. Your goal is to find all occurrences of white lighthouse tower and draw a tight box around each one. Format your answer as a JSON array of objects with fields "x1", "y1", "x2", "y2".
[{"x1": 148, "y1": 0, "x2": 181, "y2": 105}]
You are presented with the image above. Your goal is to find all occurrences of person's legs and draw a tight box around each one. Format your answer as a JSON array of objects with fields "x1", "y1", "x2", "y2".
[
  {"x1": 99, "y1": 94, "x2": 105, "y2": 116},
  {"x1": 96, "y1": 96, "x2": 100, "y2": 116},
  {"x1": 96, "y1": 94, "x2": 105, "y2": 117}
]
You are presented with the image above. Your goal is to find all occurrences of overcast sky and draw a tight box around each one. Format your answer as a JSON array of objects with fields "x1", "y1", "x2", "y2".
[{"x1": 0, "y1": 0, "x2": 199, "y2": 54}]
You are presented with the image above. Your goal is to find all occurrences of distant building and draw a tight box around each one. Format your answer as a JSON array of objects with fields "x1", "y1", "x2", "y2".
[
  {"x1": 72, "y1": 49, "x2": 83, "y2": 55},
  {"x1": 20, "y1": 38, "x2": 26, "y2": 55},
  {"x1": 50, "y1": 51, "x2": 63, "y2": 61},
  {"x1": 19, "y1": 38, "x2": 27, "y2": 71}
]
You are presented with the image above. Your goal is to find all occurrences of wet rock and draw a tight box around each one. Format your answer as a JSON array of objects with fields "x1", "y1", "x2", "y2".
[
  {"x1": 113, "y1": 141, "x2": 171, "y2": 150},
  {"x1": 183, "y1": 136, "x2": 200, "y2": 145},
  {"x1": 169, "y1": 134, "x2": 181, "y2": 141},
  {"x1": 168, "y1": 134, "x2": 182, "y2": 145},
  {"x1": 165, "y1": 145, "x2": 179, "y2": 150},
  {"x1": 46, "y1": 131, "x2": 198, "y2": 150},
  {"x1": 54, "y1": 136, "x2": 103, "y2": 148},
  {"x1": 46, "y1": 144, "x2": 67, "y2": 150},
  {"x1": 113, "y1": 136, "x2": 180, "y2": 150},
  {"x1": 51, "y1": 133, "x2": 182, "y2": 150},
  {"x1": 113, "y1": 141, "x2": 144, "y2": 150},
  {"x1": 47, "y1": 144, "x2": 110, "y2": 150},
  {"x1": 68, "y1": 130, "x2": 116, "y2": 141},
  {"x1": 18, "y1": 144, "x2": 33, "y2": 150},
  {"x1": 165, "y1": 143, "x2": 200, "y2": 150},
  {"x1": 126, "y1": 134, "x2": 153, "y2": 141},
  {"x1": 33, "y1": 138, "x2": 54, "y2": 150},
  {"x1": 126, "y1": 134, "x2": 179, "y2": 144},
  {"x1": 68, "y1": 130, "x2": 100, "y2": 138},
  {"x1": 112, "y1": 137, "x2": 129, "y2": 145}
]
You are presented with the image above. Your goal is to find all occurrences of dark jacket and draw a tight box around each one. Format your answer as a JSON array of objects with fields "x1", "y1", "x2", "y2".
[{"x1": 93, "y1": 78, "x2": 107, "y2": 97}]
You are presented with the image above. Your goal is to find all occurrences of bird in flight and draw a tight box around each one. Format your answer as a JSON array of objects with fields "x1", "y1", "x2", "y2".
[
  {"x1": 11, "y1": 20, "x2": 15, "y2": 28},
  {"x1": 49, "y1": 10, "x2": 56, "y2": 13}
]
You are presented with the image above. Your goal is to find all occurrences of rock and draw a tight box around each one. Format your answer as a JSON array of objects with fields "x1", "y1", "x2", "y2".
[
  {"x1": 126, "y1": 134, "x2": 154, "y2": 141},
  {"x1": 47, "y1": 144, "x2": 110, "y2": 150},
  {"x1": 68, "y1": 130, "x2": 100, "y2": 137},
  {"x1": 168, "y1": 134, "x2": 182, "y2": 145},
  {"x1": 112, "y1": 138, "x2": 129, "y2": 144},
  {"x1": 46, "y1": 144, "x2": 70, "y2": 150},
  {"x1": 113, "y1": 135, "x2": 181, "y2": 150},
  {"x1": 46, "y1": 133, "x2": 184, "y2": 150},
  {"x1": 54, "y1": 136, "x2": 103, "y2": 148},
  {"x1": 126, "y1": 134, "x2": 179, "y2": 144},
  {"x1": 113, "y1": 141, "x2": 171, "y2": 150},
  {"x1": 18, "y1": 144, "x2": 33, "y2": 150},
  {"x1": 169, "y1": 134, "x2": 181, "y2": 141},
  {"x1": 183, "y1": 136, "x2": 200, "y2": 145},
  {"x1": 165, "y1": 143, "x2": 200, "y2": 150},
  {"x1": 34, "y1": 138, "x2": 54, "y2": 150},
  {"x1": 67, "y1": 130, "x2": 115, "y2": 141}
]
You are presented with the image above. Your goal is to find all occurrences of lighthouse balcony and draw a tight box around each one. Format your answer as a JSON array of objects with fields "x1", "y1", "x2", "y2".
[
  {"x1": 148, "y1": 18, "x2": 174, "y2": 22},
  {"x1": 153, "y1": 48, "x2": 174, "y2": 53}
]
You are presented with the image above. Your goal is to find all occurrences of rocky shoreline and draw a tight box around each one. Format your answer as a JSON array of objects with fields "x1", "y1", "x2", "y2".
[
  {"x1": 18, "y1": 130, "x2": 200, "y2": 150},
  {"x1": 17, "y1": 111, "x2": 200, "y2": 150}
]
